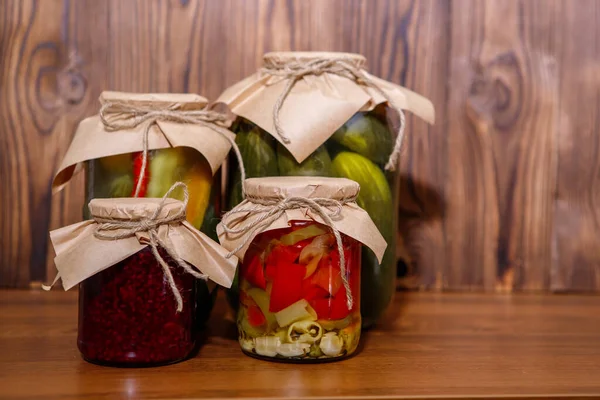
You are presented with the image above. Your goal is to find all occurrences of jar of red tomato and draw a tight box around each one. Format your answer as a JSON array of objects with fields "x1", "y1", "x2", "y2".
[
  {"x1": 48, "y1": 195, "x2": 238, "y2": 367},
  {"x1": 217, "y1": 177, "x2": 387, "y2": 362}
]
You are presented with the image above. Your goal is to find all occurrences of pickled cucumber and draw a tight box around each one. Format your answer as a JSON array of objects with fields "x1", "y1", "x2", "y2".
[
  {"x1": 228, "y1": 123, "x2": 279, "y2": 209},
  {"x1": 331, "y1": 113, "x2": 393, "y2": 165},
  {"x1": 331, "y1": 151, "x2": 396, "y2": 327},
  {"x1": 277, "y1": 143, "x2": 333, "y2": 177}
]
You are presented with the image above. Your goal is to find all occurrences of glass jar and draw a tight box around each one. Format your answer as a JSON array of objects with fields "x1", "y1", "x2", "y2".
[
  {"x1": 228, "y1": 106, "x2": 396, "y2": 328},
  {"x1": 84, "y1": 146, "x2": 219, "y2": 327},
  {"x1": 237, "y1": 220, "x2": 361, "y2": 361},
  {"x1": 78, "y1": 246, "x2": 197, "y2": 367}
]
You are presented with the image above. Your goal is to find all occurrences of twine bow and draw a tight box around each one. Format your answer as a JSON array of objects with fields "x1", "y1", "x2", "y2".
[
  {"x1": 220, "y1": 195, "x2": 357, "y2": 310},
  {"x1": 99, "y1": 101, "x2": 247, "y2": 197},
  {"x1": 92, "y1": 182, "x2": 207, "y2": 312},
  {"x1": 261, "y1": 56, "x2": 406, "y2": 171}
]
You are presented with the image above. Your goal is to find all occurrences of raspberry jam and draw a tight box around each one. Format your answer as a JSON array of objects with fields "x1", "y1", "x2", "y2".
[
  {"x1": 237, "y1": 220, "x2": 361, "y2": 362},
  {"x1": 77, "y1": 247, "x2": 197, "y2": 367}
]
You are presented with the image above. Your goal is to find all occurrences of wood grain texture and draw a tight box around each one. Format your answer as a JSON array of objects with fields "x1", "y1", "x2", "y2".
[
  {"x1": 1, "y1": 290, "x2": 600, "y2": 399},
  {"x1": 395, "y1": 0, "x2": 449, "y2": 289},
  {"x1": 0, "y1": 0, "x2": 87, "y2": 287},
  {"x1": 444, "y1": 0, "x2": 559, "y2": 291},
  {"x1": 0, "y1": 0, "x2": 442, "y2": 288},
  {"x1": 553, "y1": 0, "x2": 600, "y2": 291},
  {"x1": 2, "y1": 0, "x2": 600, "y2": 292}
]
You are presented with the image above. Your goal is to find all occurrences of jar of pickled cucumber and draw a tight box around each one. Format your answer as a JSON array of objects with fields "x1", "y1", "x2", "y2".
[
  {"x1": 218, "y1": 52, "x2": 435, "y2": 328},
  {"x1": 53, "y1": 91, "x2": 236, "y2": 327},
  {"x1": 217, "y1": 177, "x2": 387, "y2": 361}
]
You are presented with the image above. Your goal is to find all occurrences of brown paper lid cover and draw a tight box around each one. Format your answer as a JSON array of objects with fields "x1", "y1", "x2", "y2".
[
  {"x1": 88, "y1": 197, "x2": 184, "y2": 220},
  {"x1": 263, "y1": 51, "x2": 366, "y2": 67},
  {"x1": 244, "y1": 176, "x2": 359, "y2": 200}
]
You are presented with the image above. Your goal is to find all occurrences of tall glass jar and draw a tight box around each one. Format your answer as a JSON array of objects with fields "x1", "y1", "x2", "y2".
[
  {"x1": 228, "y1": 106, "x2": 397, "y2": 328},
  {"x1": 237, "y1": 220, "x2": 361, "y2": 362},
  {"x1": 84, "y1": 147, "x2": 219, "y2": 327},
  {"x1": 78, "y1": 247, "x2": 197, "y2": 367}
]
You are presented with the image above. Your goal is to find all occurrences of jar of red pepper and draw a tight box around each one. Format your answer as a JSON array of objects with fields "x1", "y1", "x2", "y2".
[
  {"x1": 217, "y1": 177, "x2": 387, "y2": 362},
  {"x1": 47, "y1": 191, "x2": 238, "y2": 367}
]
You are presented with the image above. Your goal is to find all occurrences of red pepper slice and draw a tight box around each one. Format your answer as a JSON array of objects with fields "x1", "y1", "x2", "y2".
[
  {"x1": 265, "y1": 263, "x2": 277, "y2": 282},
  {"x1": 308, "y1": 297, "x2": 332, "y2": 320},
  {"x1": 309, "y1": 255, "x2": 343, "y2": 296},
  {"x1": 131, "y1": 151, "x2": 149, "y2": 197},
  {"x1": 302, "y1": 281, "x2": 330, "y2": 301},
  {"x1": 266, "y1": 244, "x2": 302, "y2": 266},
  {"x1": 242, "y1": 255, "x2": 266, "y2": 290},
  {"x1": 264, "y1": 244, "x2": 301, "y2": 282},
  {"x1": 329, "y1": 286, "x2": 352, "y2": 320},
  {"x1": 247, "y1": 304, "x2": 267, "y2": 327},
  {"x1": 269, "y1": 262, "x2": 306, "y2": 312}
]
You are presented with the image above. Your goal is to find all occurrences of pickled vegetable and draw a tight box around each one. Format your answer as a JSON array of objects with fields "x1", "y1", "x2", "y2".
[
  {"x1": 228, "y1": 122, "x2": 279, "y2": 209},
  {"x1": 332, "y1": 151, "x2": 396, "y2": 326},
  {"x1": 277, "y1": 143, "x2": 333, "y2": 177},
  {"x1": 237, "y1": 220, "x2": 361, "y2": 361},
  {"x1": 331, "y1": 112, "x2": 393, "y2": 165}
]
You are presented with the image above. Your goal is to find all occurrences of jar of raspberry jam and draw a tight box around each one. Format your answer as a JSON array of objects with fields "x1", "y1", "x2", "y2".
[{"x1": 78, "y1": 246, "x2": 198, "y2": 367}]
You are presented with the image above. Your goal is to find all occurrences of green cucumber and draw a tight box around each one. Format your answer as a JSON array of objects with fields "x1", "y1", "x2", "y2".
[
  {"x1": 277, "y1": 143, "x2": 333, "y2": 177},
  {"x1": 331, "y1": 151, "x2": 396, "y2": 328},
  {"x1": 331, "y1": 112, "x2": 393, "y2": 165},
  {"x1": 228, "y1": 123, "x2": 279, "y2": 209}
]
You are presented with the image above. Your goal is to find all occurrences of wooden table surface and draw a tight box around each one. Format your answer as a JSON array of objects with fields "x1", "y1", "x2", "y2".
[{"x1": 1, "y1": 290, "x2": 600, "y2": 399}]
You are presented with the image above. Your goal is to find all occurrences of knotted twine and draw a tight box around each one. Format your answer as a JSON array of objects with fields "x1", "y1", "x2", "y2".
[
  {"x1": 261, "y1": 56, "x2": 407, "y2": 171},
  {"x1": 220, "y1": 194, "x2": 358, "y2": 310},
  {"x1": 99, "y1": 101, "x2": 247, "y2": 197},
  {"x1": 92, "y1": 182, "x2": 206, "y2": 313}
]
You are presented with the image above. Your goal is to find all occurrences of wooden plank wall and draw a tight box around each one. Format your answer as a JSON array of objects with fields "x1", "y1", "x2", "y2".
[{"x1": 1, "y1": 0, "x2": 599, "y2": 291}]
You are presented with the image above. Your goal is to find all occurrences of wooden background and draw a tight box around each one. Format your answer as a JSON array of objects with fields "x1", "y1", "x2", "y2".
[{"x1": 1, "y1": 0, "x2": 599, "y2": 292}]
